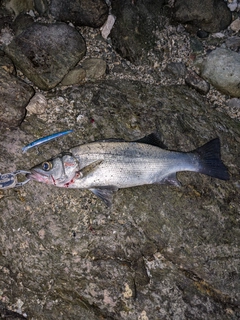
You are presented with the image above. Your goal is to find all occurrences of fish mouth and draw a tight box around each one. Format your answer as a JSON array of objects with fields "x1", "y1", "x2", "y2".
[{"x1": 26, "y1": 170, "x2": 51, "y2": 183}]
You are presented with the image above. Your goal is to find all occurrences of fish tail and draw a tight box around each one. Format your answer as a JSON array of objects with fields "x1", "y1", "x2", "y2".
[{"x1": 193, "y1": 138, "x2": 229, "y2": 180}]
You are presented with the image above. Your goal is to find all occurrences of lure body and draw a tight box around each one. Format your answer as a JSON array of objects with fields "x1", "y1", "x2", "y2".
[{"x1": 22, "y1": 130, "x2": 73, "y2": 153}]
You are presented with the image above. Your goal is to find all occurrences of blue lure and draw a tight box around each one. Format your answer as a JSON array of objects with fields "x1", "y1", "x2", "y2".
[{"x1": 22, "y1": 130, "x2": 73, "y2": 153}]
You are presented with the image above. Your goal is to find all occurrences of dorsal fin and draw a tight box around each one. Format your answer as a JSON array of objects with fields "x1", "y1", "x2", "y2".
[{"x1": 134, "y1": 133, "x2": 167, "y2": 149}]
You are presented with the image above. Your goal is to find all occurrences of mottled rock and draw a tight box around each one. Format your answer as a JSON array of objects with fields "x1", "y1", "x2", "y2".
[
  {"x1": 174, "y1": 0, "x2": 232, "y2": 33},
  {"x1": 200, "y1": 48, "x2": 240, "y2": 97},
  {"x1": 110, "y1": 0, "x2": 165, "y2": 64},
  {"x1": 164, "y1": 62, "x2": 186, "y2": 79},
  {"x1": 50, "y1": 0, "x2": 109, "y2": 28},
  {"x1": 5, "y1": 0, "x2": 34, "y2": 16},
  {"x1": 11, "y1": 12, "x2": 34, "y2": 36},
  {"x1": 26, "y1": 93, "x2": 47, "y2": 115},
  {"x1": 81, "y1": 58, "x2": 106, "y2": 80},
  {"x1": 0, "y1": 81, "x2": 239, "y2": 319},
  {"x1": 185, "y1": 69, "x2": 210, "y2": 95},
  {"x1": 4, "y1": 22, "x2": 86, "y2": 90},
  {"x1": 0, "y1": 68, "x2": 34, "y2": 127},
  {"x1": 61, "y1": 66, "x2": 86, "y2": 86}
]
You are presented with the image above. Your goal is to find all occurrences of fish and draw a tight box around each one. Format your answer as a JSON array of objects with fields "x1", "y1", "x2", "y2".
[
  {"x1": 22, "y1": 130, "x2": 73, "y2": 153},
  {"x1": 26, "y1": 134, "x2": 229, "y2": 206}
]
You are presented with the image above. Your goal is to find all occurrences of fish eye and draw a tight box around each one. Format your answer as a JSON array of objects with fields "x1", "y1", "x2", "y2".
[{"x1": 42, "y1": 161, "x2": 52, "y2": 171}]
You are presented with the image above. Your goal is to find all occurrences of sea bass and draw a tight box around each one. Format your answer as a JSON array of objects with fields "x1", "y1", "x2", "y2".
[{"x1": 27, "y1": 134, "x2": 229, "y2": 206}]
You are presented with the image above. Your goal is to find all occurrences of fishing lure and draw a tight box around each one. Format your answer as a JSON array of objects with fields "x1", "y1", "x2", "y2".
[{"x1": 22, "y1": 130, "x2": 73, "y2": 153}]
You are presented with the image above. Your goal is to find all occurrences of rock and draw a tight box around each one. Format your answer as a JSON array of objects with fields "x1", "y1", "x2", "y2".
[
  {"x1": 164, "y1": 62, "x2": 187, "y2": 79},
  {"x1": 174, "y1": 0, "x2": 232, "y2": 33},
  {"x1": 33, "y1": 0, "x2": 48, "y2": 15},
  {"x1": 81, "y1": 58, "x2": 106, "y2": 80},
  {"x1": 61, "y1": 66, "x2": 86, "y2": 86},
  {"x1": 230, "y1": 18, "x2": 240, "y2": 32},
  {"x1": 110, "y1": 0, "x2": 165, "y2": 64},
  {"x1": 226, "y1": 97, "x2": 240, "y2": 109},
  {"x1": 50, "y1": 0, "x2": 109, "y2": 28},
  {"x1": 185, "y1": 69, "x2": 210, "y2": 95},
  {"x1": 100, "y1": 14, "x2": 116, "y2": 40},
  {"x1": 0, "y1": 68, "x2": 34, "y2": 127},
  {"x1": 0, "y1": 50, "x2": 15, "y2": 74},
  {"x1": 4, "y1": 22, "x2": 86, "y2": 90},
  {"x1": 225, "y1": 37, "x2": 240, "y2": 52},
  {"x1": 0, "y1": 80, "x2": 239, "y2": 319},
  {"x1": 26, "y1": 93, "x2": 47, "y2": 115},
  {"x1": 5, "y1": 0, "x2": 34, "y2": 17},
  {"x1": 200, "y1": 48, "x2": 240, "y2": 97},
  {"x1": 11, "y1": 12, "x2": 34, "y2": 36}
]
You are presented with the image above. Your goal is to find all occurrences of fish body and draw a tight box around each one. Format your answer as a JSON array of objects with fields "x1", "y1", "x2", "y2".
[
  {"x1": 22, "y1": 130, "x2": 73, "y2": 153},
  {"x1": 27, "y1": 134, "x2": 229, "y2": 206}
]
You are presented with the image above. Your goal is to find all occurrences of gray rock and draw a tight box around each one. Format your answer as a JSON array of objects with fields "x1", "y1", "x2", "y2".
[
  {"x1": 11, "y1": 12, "x2": 34, "y2": 36},
  {"x1": 81, "y1": 58, "x2": 107, "y2": 80},
  {"x1": 33, "y1": 0, "x2": 48, "y2": 15},
  {"x1": 164, "y1": 62, "x2": 187, "y2": 79},
  {"x1": 185, "y1": 69, "x2": 210, "y2": 95},
  {"x1": 110, "y1": 0, "x2": 165, "y2": 64},
  {"x1": 200, "y1": 48, "x2": 240, "y2": 97},
  {"x1": 61, "y1": 66, "x2": 86, "y2": 86},
  {"x1": 0, "y1": 68, "x2": 34, "y2": 127},
  {"x1": 0, "y1": 80, "x2": 239, "y2": 319},
  {"x1": 50, "y1": 0, "x2": 109, "y2": 28},
  {"x1": 4, "y1": 22, "x2": 86, "y2": 90},
  {"x1": 5, "y1": 0, "x2": 34, "y2": 16},
  {"x1": 174, "y1": 0, "x2": 232, "y2": 33}
]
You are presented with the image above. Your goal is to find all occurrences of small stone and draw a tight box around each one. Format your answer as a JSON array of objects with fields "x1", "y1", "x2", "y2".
[
  {"x1": 185, "y1": 69, "x2": 210, "y2": 95},
  {"x1": 230, "y1": 18, "x2": 240, "y2": 32},
  {"x1": 100, "y1": 14, "x2": 116, "y2": 40},
  {"x1": 81, "y1": 58, "x2": 107, "y2": 80},
  {"x1": 196, "y1": 30, "x2": 209, "y2": 39},
  {"x1": 226, "y1": 98, "x2": 240, "y2": 109},
  {"x1": 26, "y1": 93, "x2": 47, "y2": 115},
  {"x1": 61, "y1": 66, "x2": 86, "y2": 86}
]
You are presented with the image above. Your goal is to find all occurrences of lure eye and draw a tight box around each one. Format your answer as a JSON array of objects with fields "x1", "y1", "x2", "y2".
[{"x1": 42, "y1": 161, "x2": 52, "y2": 171}]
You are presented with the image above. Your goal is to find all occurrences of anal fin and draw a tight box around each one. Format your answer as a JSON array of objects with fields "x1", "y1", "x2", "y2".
[{"x1": 157, "y1": 173, "x2": 181, "y2": 187}]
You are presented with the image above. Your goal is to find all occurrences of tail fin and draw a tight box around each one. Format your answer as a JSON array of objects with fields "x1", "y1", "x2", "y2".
[{"x1": 193, "y1": 138, "x2": 229, "y2": 180}]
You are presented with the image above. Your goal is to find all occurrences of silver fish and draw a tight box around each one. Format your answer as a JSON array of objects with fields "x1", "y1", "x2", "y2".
[
  {"x1": 27, "y1": 134, "x2": 229, "y2": 206},
  {"x1": 22, "y1": 130, "x2": 73, "y2": 153}
]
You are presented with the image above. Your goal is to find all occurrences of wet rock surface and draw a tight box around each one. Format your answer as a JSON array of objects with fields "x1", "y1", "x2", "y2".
[
  {"x1": 0, "y1": 80, "x2": 240, "y2": 319},
  {"x1": 4, "y1": 22, "x2": 86, "y2": 90},
  {"x1": 0, "y1": 67, "x2": 34, "y2": 127}
]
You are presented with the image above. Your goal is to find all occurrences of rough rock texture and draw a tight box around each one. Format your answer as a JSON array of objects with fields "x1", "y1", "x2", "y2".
[
  {"x1": 4, "y1": 22, "x2": 86, "y2": 90},
  {"x1": 200, "y1": 48, "x2": 240, "y2": 97},
  {"x1": 110, "y1": 0, "x2": 165, "y2": 64},
  {"x1": 0, "y1": 67, "x2": 34, "y2": 127},
  {"x1": 174, "y1": 0, "x2": 232, "y2": 33},
  {"x1": 50, "y1": 0, "x2": 109, "y2": 28},
  {"x1": 0, "y1": 80, "x2": 239, "y2": 319}
]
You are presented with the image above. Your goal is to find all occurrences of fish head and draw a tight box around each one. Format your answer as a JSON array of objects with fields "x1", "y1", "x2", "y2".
[{"x1": 27, "y1": 153, "x2": 80, "y2": 187}]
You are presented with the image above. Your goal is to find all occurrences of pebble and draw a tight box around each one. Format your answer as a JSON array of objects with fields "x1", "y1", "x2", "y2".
[
  {"x1": 230, "y1": 18, "x2": 240, "y2": 32},
  {"x1": 26, "y1": 93, "x2": 47, "y2": 115},
  {"x1": 81, "y1": 58, "x2": 107, "y2": 80},
  {"x1": 200, "y1": 48, "x2": 240, "y2": 97},
  {"x1": 185, "y1": 69, "x2": 210, "y2": 95}
]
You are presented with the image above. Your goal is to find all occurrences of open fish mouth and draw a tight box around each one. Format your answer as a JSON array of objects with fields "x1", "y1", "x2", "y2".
[{"x1": 26, "y1": 170, "x2": 51, "y2": 183}]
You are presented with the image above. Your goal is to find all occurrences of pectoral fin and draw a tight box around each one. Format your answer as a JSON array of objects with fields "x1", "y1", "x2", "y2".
[
  {"x1": 80, "y1": 160, "x2": 103, "y2": 177},
  {"x1": 89, "y1": 186, "x2": 118, "y2": 207}
]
